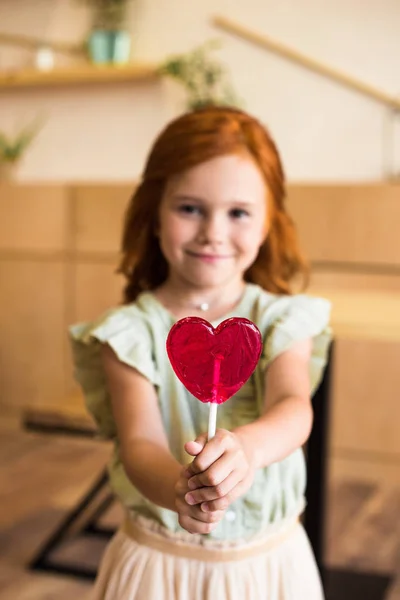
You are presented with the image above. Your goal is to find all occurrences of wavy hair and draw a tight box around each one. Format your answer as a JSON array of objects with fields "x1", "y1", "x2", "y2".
[{"x1": 118, "y1": 106, "x2": 308, "y2": 302}]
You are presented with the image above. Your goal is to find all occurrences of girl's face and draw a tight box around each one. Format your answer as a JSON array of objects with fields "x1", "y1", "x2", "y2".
[{"x1": 158, "y1": 154, "x2": 268, "y2": 292}]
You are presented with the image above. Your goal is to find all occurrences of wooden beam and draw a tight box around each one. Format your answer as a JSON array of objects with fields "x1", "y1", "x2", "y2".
[{"x1": 212, "y1": 15, "x2": 400, "y2": 110}]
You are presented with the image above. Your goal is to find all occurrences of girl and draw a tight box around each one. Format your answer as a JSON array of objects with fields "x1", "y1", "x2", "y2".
[{"x1": 70, "y1": 106, "x2": 331, "y2": 600}]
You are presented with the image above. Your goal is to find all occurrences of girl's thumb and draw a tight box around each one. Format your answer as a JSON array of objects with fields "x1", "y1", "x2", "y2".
[{"x1": 184, "y1": 434, "x2": 207, "y2": 456}]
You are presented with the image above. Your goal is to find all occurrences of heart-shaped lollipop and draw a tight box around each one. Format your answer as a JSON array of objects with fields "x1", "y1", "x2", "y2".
[{"x1": 166, "y1": 317, "x2": 262, "y2": 438}]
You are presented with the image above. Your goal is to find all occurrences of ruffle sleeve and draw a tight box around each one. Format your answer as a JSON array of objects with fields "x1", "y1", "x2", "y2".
[
  {"x1": 258, "y1": 294, "x2": 332, "y2": 395},
  {"x1": 69, "y1": 307, "x2": 160, "y2": 438}
]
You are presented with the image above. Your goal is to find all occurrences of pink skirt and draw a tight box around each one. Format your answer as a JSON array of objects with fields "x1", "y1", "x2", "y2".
[{"x1": 89, "y1": 511, "x2": 324, "y2": 600}]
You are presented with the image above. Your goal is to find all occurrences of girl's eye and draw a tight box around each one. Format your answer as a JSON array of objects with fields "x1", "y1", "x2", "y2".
[
  {"x1": 230, "y1": 208, "x2": 249, "y2": 219},
  {"x1": 178, "y1": 204, "x2": 201, "y2": 215}
]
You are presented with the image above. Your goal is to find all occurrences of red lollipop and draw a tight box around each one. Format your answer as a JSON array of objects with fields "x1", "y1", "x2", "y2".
[{"x1": 166, "y1": 317, "x2": 262, "y2": 439}]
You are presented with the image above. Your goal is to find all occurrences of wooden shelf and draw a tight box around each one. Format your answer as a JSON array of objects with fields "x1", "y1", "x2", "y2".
[{"x1": 0, "y1": 63, "x2": 160, "y2": 90}]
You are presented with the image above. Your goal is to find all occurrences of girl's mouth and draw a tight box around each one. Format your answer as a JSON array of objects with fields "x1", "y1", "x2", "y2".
[{"x1": 186, "y1": 251, "x2": 231, "y2": 263}]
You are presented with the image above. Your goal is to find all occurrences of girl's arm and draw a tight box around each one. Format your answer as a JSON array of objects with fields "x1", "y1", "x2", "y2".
[
  {"x1": 101, "y1": 344, "x2": 181, "y2": 511},
  {"x1": 235, "y1": 337, "x2": 313, "y2": 469},
  {"x1": 102, "y1": 344, "x2": 226, "y2": 532},
  {"x1": 183, "y1": 339, "x2": 313, "y2": 511}
]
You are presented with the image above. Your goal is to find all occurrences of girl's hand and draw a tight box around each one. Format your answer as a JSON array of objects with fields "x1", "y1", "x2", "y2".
[
  {"x1": 183, "y1": 429, "x2": 256, "y2": 513},
  {"x1": 174, "y1": 460, "x2": 226, "y2": 534}
]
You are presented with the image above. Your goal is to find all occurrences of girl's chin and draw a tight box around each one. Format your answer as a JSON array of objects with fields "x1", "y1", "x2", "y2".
[{"x1": 184, "y1": 274, "x2": 239, "y2": 289}]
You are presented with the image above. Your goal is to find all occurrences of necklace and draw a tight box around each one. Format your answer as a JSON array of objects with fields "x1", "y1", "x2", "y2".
[
  {"x1": 157, "y1": 285, "x2": 245, "y2": 315},
  {"x1": 197, "y1": 302, "x2": 209, "y2": 311},
  {"x1": 180, "y1": 287, "x2": 245, "y2": 313}
]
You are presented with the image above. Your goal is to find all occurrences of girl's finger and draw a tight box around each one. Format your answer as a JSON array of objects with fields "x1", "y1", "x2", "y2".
[
  {"x1": 191, "y1": 506, "x2": 225, "y2": 524},
  {"x1": 185, "y1": 470, "x2": 242, "y2": 505},
  {"x1": 189, "y1": 430, "x2": 230, "y2": 474},
  {"x1": 176, "y1": 497, "x2": 224, "y2": 524},
  {"x1": 184, "y1": 433, "x2": 207, "y2": 457},
  {"x1": 201, "y1": 481, "x2": 247, "y2": 512},
  {"x1": 188, "y1": 451, "x2": 237, "y2": 490},
  {"x1": 178, "y1": 513, "x2": 223, "y2": 535}
]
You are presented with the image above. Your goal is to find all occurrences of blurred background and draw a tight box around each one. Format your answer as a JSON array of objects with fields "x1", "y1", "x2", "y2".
[{"x1": 0, "y1": 0, "x2": 399, "y2": 598}]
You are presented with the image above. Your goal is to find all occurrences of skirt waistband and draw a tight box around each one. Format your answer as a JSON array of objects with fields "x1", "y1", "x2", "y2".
[{"x1": 122, "y1": 513, "x2": 300, "y2": 562}]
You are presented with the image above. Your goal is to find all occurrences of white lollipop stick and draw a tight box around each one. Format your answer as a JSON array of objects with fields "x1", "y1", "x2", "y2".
[
  {"x1": 208, "y1": 356, "x2": 222, "y2": 440},
  {"x1": 208, "y1": 402, "x2": 217, "y2": 440}
]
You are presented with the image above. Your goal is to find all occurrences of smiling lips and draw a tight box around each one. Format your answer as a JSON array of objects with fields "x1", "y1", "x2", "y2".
[{"x1": 186, "y1": 250, "x2": 232, "y2": 263}]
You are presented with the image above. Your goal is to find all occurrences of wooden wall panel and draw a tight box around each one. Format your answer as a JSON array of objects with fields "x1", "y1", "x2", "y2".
[
  {"x1": 64, "y1": 261, "x2": 125, "y2": 395},
  {"x1": 0, "y1": 184, "x2": 68, "y2": 252},
  {"x1": 331, "y1": 338, "x2": 400, "y2": 455},
  {"x1": 308, "y1": 287, "x2": 400, "y2": 342},
  {"x1": 73, "y1": 185, "x2": 133, "y2": 253},
  {"x1": 0, "y1": 260, "x2": 66, "y2": 410},
  {"x1": 287, "y1": 184, "x2": 400, "y2": 266},
  {"x1": 74, "y1": 261, "x2": 124, "y2": 323},
  {"x1": 309, "y1": 270, "x2": 400, "y2": 292}
]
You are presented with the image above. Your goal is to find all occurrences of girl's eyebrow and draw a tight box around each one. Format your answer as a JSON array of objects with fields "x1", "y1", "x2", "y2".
[
  {"x1": 230, "y1": 199, "x2": 256, "y2": 207},
  {"x1": 171, "y1": 194, "x2": 205, "y2": 203},
  {"x1": 171, "y1": 194, "x2": 256, "y2": 206}
]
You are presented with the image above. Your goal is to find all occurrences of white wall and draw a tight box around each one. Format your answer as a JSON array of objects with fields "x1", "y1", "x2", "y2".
[{"x1": 0, "y1": 0, "x2": 399, "y2": 181}]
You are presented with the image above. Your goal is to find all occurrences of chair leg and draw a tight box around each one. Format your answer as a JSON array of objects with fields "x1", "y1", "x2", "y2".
[
  {"x1": 304, "y1": 343, "x2": 334, "y2": 581},
  {"x1": 84, "y1": 493, "x2": 116, "y2": 538},
  {"x1": 30, "y1": 468, "x2": 114, "y2": 580}
]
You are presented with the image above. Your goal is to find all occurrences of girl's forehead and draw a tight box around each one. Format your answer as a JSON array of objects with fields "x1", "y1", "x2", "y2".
[{"x1": 166, "y1": 154, "x2": 268, "y2": 200}]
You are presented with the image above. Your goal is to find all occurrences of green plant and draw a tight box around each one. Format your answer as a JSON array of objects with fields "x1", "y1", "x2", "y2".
[
  {"x1": 0, "y1": 118, "x2": 42, "y2": 164},
  {"x1": 80, "y1": 0, "x2": 130, "y2": 31},
  {"x1": 159, "y1": 41, "x2": 241, "y2": 110}
]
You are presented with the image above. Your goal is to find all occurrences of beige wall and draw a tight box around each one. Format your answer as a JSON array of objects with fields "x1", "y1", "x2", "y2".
[
  {"x1": 1, "y1": 182, "x2": 400, "y2": 484},
  {"x1": 1, "y1": 0, "x2": 400, "y2": 181}
]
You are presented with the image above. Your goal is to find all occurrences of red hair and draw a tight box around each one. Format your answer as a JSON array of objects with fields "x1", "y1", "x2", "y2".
[{"x1": 119, "y1": 106, "x2": 308, "y2": 302}]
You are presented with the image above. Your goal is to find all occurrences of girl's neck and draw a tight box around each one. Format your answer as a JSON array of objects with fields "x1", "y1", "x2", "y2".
[{"x1": 155, "y1": 279, "x2": 246, "y2": 321}]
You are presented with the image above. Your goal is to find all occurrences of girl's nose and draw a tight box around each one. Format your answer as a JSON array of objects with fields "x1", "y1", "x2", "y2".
[{"x1": 197, "y1": 215, "x2": 225, "y2": 245}]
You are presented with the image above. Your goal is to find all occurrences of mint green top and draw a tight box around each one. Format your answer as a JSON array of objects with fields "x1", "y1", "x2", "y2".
[{"x1": 69, "y1": 283, "x2": 331, "y2": 541}]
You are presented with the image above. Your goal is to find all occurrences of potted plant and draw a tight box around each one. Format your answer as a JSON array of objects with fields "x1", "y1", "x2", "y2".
[
  {"x1": 81, "y1": 0, "x2": 132, "y2": 64},
  {"x1": 159, "y1": 41, "x2": 241, "y2": 110},
  {"x1": 0, "y1": 119, "x2": 42, "y2": 181}
]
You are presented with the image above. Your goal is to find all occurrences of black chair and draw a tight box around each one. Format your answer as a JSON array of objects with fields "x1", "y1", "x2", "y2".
[
  {"x1": 305, "y1": 341, "x2": 334, "y2": 581},
  {"x1": 305, "y1": 342, "x2": 393, "y2": 599}
]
